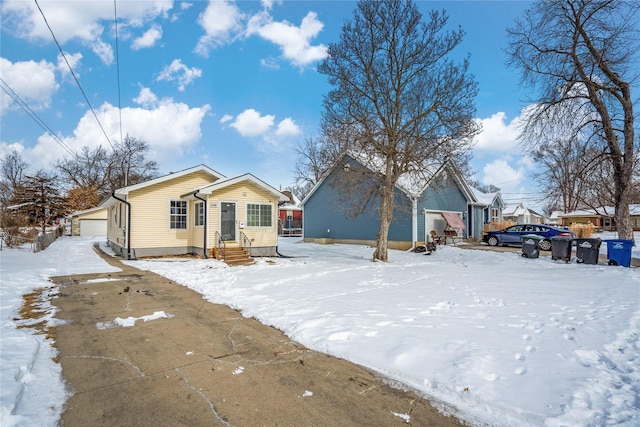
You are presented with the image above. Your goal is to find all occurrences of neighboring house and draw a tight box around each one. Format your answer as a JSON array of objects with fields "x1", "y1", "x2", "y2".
[
  {"x1": 278, "y1": 190, "x2": 303, "y2": 236},
  {"x1": 70, "y1": 206, "x2": 108, "y2": 237},
  {"x1": 502, "y1": 203, "x2": 543, "y2": 224},
  {"x1": 559, "y1": 204, "x2": 640, "y2": 231},
  {"x1": 102, "y1": 165, "x2": 288, "y2": 259},
  {"x1": 301, "y1": 153, "x2": 504, "y2": 249}
]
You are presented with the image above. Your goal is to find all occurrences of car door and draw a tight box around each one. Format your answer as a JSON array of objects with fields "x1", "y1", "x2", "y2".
[{"x1": 502, "y1": 225, "x2": 524, "y2": 244}]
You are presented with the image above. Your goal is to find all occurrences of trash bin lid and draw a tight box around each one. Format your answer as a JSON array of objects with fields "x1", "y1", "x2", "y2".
[{"x1": 551, "y1": 235, "x2": 573, "y2": 241}]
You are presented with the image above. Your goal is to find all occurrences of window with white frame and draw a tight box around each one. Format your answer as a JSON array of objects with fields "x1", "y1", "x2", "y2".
[
  {"x1": 170, "y1": 200, "x2": 187, "y2": 229},
  {"x1": 247, "y1": 203, "x2": 272, "y2": 227},
  {"x1": 491, "y1": 208, "x2": 500, "y2": 223},
  {"x1": 194, "y1": 201, "x2": 204, "y2": 227}
]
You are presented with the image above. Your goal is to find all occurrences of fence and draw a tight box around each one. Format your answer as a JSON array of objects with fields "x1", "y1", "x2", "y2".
[{"x1": 0, "y1": 226, "x2": 64, "y2": 253}]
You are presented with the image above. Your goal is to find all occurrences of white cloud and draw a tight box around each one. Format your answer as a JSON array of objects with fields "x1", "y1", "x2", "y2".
[
  {"x1": 132, "y1": 25, "x2": 162, "y2": 50},
  {"x1": 479, "y1": 155, "x2": 537, "y2": 199},
  {"x1": 0, "y1": 57, "x2": 59, "y2": 114},
  {"x1": 133, "y1": 87, "x2": 159, "y2": 108},
  {"x1": 246, "y1": 11, "x2": 328, "y2": 68},
  {"x1": 194, "y1": 0, "x2": 244, "y2": 56},
  {"x1": 230, "y1": 109, "x2": 275, "y2": 137},
  {"x1": 56, "y1": 52, "x2": 83, "y2": 81},
  {"x1": 275, "y1": 118, "x2": 300, "y2": 136},
  {"x1": 1, "y1": 0, "x2": 173, "y2": 65},
  {"x1": 156, "y1": 59, "x2": 202, "y2": 91},
  {"x1": 16, "y1": 94, "x2": 210, "y2": 171},
  {"x1": 219, "y1": 114, "x2": 234, "y2": 124},
  {"x1": 473, "y1": 112, "x2": 522, "y2": 153}
]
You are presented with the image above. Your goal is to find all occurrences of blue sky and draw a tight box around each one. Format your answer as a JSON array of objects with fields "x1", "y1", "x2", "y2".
[{"x1": 1, "y1": 0, "x2": 539, "y2": 206}]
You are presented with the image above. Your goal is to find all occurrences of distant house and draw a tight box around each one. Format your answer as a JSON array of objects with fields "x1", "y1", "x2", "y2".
[
  {"x1": 559, "y1": 204, "x2": 640, "y2": 231},
  {"x1": 502, "y1": 203, "x2": 543, "y2": 224},
  {"x1": 70, "y1": 206, "x2": 108, "y2": 237},
  {"x1": 278, "y1": 190, "x2": 302, "y2": 236},
  {"x1": 301, "y1": 153, "x2": 503, "y2": 249},
  {"x1": 102, "y1": 165, "x2": 288, "y2": 259}
]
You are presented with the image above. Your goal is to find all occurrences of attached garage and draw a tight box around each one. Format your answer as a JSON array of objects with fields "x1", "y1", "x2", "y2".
[
  {"x1": 70, "y1": 207, "x2": 108, "y2": 237},
  {"x1": 424, "y1": 210, "x2": 465, "y2": 244}
]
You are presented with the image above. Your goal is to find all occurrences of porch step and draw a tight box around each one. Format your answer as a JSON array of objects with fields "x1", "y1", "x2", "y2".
[{"x1": 210, "y1": 246, "x2": 254, "y2": 266}]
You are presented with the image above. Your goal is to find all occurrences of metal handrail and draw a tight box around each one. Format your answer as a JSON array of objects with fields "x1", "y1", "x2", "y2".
[
  {"x1": 214, "y1": 231, "x2": 226, "y2": 261},
  {"x1": 240, "y1": 231, "x2": 252, "y2": 255}
]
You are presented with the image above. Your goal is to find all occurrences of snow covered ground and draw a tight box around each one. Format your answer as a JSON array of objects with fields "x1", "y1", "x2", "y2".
[{"x1": 1, "y1": 234, "x2": 638, "y2": 426}]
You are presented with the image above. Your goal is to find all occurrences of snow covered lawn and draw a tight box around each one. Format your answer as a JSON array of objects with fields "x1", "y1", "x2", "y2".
[{"x1": 1, "y1": 235, "x2": 638, "y2": 426}]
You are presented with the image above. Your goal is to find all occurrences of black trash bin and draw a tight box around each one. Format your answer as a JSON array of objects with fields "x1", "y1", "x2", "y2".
[
  {"x1": 521, "y1": 234, "x2": 543, "y2": 258},
  {"x1": 551, "y1": 236, "x2": 573, "y2": 263},
  {"x1": 575, "y1": 238, "x2": 602, "y2": 264}
]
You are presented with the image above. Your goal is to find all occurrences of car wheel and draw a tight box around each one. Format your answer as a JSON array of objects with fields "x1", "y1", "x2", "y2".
[
  {"x1": 538, "y1": 239, "x2": 552, "y2": 251},
  {"x1": 487, "y1": 236, "x2": 499, "y2": 246}
]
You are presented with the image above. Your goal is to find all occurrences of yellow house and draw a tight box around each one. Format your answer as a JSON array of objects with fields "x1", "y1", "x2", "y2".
[{"x1": 102, "y1": 165, "x2": 288, "y2": 260}]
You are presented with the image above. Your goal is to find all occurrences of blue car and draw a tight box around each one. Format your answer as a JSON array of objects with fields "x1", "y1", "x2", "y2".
[{"x1": 483, "y1": 224, "x2": 575, "y2": 251}]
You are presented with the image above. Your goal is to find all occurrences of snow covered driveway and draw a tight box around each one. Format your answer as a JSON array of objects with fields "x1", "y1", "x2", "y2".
[{"x1": 131, "y1": 239, "x2": 640, "y2": 427}]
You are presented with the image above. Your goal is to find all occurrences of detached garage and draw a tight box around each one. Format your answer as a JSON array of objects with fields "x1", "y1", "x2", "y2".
[{"x1": 70, "y1": 207, "x2": 108, "y2": 237}]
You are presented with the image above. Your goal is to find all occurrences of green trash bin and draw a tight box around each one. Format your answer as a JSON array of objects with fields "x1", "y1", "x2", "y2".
[{"x1": 521, "y1": 234, "x2": 543, "y2": 258}]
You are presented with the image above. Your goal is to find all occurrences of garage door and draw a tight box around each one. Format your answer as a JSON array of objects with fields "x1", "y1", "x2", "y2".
[
  {"x1": 425, "y1": 212, "x2": 448, "y2": 236},
  {"x1": 80, "y1": 219, "x2": 107, "y2": 237}
]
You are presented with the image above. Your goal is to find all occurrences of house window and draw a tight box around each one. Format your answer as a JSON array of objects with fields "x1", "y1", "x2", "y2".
[
  {"x1": 491, "y1": 208, "x2": 500, "y2": 222},
  {"x1": 247, "y1": 203, "x2": 272, "y2": 227},
  {"x1": 195, "y1": 201, "x2": 204, "y2": 227},
  {"x1": 170, "y1": 200, "x2": 187, "y2": 229}
]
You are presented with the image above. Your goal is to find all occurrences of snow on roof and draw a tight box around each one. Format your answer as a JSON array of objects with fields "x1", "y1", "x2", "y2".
[
  {"x1": 560, "y1": 204, "x2": 640, "y2": 217},
  {"x1": 470, "y1": 187, "x2": 500, "y2": 206},
  {"x1": 502, "y1": 203, "x2": 526, "y2": 216}
]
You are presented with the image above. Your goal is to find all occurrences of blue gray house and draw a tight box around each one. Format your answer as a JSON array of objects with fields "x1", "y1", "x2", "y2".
[{"x1": 301, "y1": 154, "x2": 503, "y2": 249}]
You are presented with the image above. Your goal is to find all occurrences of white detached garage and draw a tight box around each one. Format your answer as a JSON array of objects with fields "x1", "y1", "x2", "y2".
[{"x1": 70, "y1": 206, "x2": 108, "y2": 237}]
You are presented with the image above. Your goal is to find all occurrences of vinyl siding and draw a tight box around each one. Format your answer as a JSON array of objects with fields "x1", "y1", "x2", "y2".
[
  {"x1": 128, "y1": 171, "x2": 215, "y2": 250},
  {"x1": 207, "y1": 181, "x2": 279, "y2": 249},
  {"x1": 303, "y1": 167, "x2": 412, "y2": 244}
]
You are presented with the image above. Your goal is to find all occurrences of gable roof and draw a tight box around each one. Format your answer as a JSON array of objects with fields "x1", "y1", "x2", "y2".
[
  {"x1": 185, "y1": 173, "x2": 289, "y2": 202},
  {"x1": 301, "y1": 152, "x2": 477, "y2": 206},
  {"x1": 469, "y1": 187, "x2": 503, "y2": 208},
  {"x1": 113, "y1": 164, "x2": 225, "y2": 196}
]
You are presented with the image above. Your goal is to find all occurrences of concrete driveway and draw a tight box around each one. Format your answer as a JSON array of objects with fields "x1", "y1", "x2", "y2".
[{"x1": 50, "y1": 246, "x2": 464, "y2": 427}]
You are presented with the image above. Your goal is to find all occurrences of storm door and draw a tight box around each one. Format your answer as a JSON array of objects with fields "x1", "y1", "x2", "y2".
[{"x1": 221, "y1": 202, "x2": 236, "y2": 241}]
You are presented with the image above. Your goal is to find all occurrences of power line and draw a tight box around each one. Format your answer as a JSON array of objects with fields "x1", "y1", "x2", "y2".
[
  {"x1": 1, "y1": 78, "x2": 77, "y2": 158},
  {"x1": 113, "y1": 0, "x2": 124, "y2": 147},
  {"x1": 33, "y1": 0, "x2": 115, "y2": 152}
]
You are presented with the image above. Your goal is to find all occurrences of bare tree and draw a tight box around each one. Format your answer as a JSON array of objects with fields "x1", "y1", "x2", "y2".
[
  {"x1": 55, "y1": 145, "x2": 113, "y2": 201},
  {"x1": 55, "y1": 135, "x2": 158, "y2": 205},
  {"x1": 109, "y1": 134, "x2": 158, "y2": 189},
  {"x1": 1, "y1": 149, "x2": 28, "y2": 206},
  {"x1": 530, "y1": 136, "x2": 605, "y2": 212},
  {"x1": 317, "y1": 0, "x2": 478, "y2": 261},
  {"x1": 507, "y1": 0, "x2": 639, "y2": 239}
]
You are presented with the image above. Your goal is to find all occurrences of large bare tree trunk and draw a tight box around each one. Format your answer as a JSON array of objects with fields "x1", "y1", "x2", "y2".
[{"x1": 373, "y1": 171, "x2": 397, "y2": 262}]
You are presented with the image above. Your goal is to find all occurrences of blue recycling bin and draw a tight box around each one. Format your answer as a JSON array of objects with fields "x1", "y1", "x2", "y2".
[{"x1": 606, "y1": 239, "x2": 634, "y2": 267}]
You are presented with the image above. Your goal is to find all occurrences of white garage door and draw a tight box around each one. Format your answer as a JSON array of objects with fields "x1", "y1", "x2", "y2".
[
  {"x1": 425, "y1": 212, "x2": 448, "y2": 237},
  {"x1": 80, "y1": 219, "x2": 107, "y2": 237}
]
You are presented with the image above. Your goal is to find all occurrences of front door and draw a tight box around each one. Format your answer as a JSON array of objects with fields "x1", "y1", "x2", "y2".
[{"x1": 221, "y1": 202, "x2": 236, "y2": 241}]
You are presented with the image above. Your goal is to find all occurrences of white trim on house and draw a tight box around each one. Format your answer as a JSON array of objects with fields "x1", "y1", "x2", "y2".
[
  {"x1": 193, "y1": 173, "x2": 288, "y2": 202},
  {"x1": 114, "y1": 165, "x2": 225, "y2": 196}
]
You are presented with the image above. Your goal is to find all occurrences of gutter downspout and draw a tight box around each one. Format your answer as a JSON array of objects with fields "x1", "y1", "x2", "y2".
[
  {"x1": 407, "y1": 195, "x2": 418, "y2": 252},
  {"x1": 111, "y1": 192, "x2": 131, "y2": 260},
  {"x1": 193, "y1": 191, "x2": 208, "y2": 259}
]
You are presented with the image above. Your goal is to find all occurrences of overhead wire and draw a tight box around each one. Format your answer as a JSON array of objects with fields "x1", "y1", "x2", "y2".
[
  {"x1": 113, "y1": 0, "x2": 124, "y2": 147},
  {"x1": 33, "y1": 0, "x2": 116, "y2": 152},
  {"x1": 1, "y1": 78, "x2": 77, "y2": 158}
]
